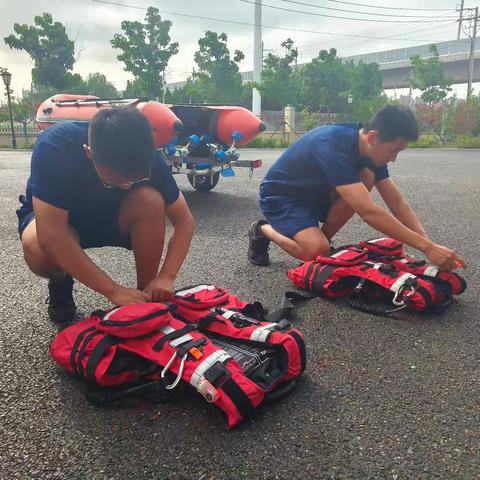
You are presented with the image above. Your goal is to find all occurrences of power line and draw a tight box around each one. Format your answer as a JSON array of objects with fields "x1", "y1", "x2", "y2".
[
  {"x1": 324, "y1": 0, "x2": 456, "y2": 12},
  {"x1": 239, "y1": 0, "x2": 458, "y2": 23},
  {"x1": 297, "y1": 21, "x2": 456, "y2": 53},
  {"x1": 276, "y1": 0, "x2": 458, "y2": 19},
  {"x1": 91, "y1": 0, "x2": 451, "y2": 42}
]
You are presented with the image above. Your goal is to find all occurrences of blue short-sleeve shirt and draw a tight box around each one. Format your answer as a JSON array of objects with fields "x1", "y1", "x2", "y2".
[
  {"x1": 24, "y1": 121, "x2": 180, "y2": 222},
  {"x1": 260, "y1": 123, "x2": 389, "y2": 205}
]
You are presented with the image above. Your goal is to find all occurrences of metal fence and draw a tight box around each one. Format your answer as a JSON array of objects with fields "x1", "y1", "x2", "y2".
[
  {"x1": 0, "y1": 122, "x2": 41, "y2": 134},
  {"x1": 261, "y1": 111, "x2": 285, "y2": 132},
  {"x1": 295, "y1": 111, "x2": 340, "y2": 132},
  {"x1": 261, "y1": 110, "x2": 340, "y2": 134}
]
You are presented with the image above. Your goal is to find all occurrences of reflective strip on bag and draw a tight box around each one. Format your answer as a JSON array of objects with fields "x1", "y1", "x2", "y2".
[
  {"x1": 330, "y1": 249, "x2": 350, "y2": 258},
  {"x1": 389, "y1": 273, "x2": 417, "y2": 293},
  {"x1": 423, "y1": 266, "x2": 439, "y2": 277},
  {"x1": 170, "y1": 334, "x2": 194, "y2": 348},
  {"x1": 160, "y1": 325, "x2": 175, "y2": 335},
  {"x1": 249, "y1": 323, "x2": 277, "y2": 343},
  {"x1": 368, "y1": 237, "x2": 388, "y2": 243},
  {"x1": 102, "y1": 307, "x2": 122, "y2": 321},
  {"x1": 175, "y1": 285, "x2": 215, "y2": 297},
  {"x1": 190, "y1": 350, "x2": 231, "y2": 389}
]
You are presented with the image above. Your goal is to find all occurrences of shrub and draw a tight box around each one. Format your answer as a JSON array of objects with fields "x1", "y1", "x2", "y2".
[
  {"x1": 245, "y1": 136, "x2": 290, "y2": 148},
  {"x1": 410, "y1": 136, "x2": 440, "y2": 148},
  {"x1": 453, "y1": 135, "x2": 480, "y2": 149}
]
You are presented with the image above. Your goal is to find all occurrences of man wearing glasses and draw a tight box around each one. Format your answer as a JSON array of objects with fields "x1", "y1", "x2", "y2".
[{"x1": 16, "y1": 107, "x2": 194, "y2": 329}]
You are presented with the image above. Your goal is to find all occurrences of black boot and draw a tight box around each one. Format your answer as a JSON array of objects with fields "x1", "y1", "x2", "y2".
[
  {"x1": 46, "y1": 275, "x2": 78, "y2": 330},
  {"x1": 247, "y1": 220, "x2": 271, "y2": 266}
]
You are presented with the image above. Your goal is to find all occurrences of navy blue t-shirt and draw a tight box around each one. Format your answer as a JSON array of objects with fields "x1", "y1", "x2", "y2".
[
  {"x1": 260, "y1": 123, "x2": 389, "y2": 205},
  {"x1": 23, "y1": 122, "x2": 180, "y2": 223}
]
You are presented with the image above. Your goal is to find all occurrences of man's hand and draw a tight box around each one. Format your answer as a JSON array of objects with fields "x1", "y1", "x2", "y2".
[
  {"x1": 422, "y1": 243, "x2": 466, "y2": 271},
  {"x1": 143, "y1": 273, "x2": 175, "y2": 302},
  {"x1": 108, "y1": 286, "x2": 151, "y2": 306}
]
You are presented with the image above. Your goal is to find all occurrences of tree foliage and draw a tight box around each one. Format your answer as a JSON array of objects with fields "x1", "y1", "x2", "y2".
[
  {"x1": 84, "y1": 73, "x2": 118, "y2": 98},
  {"x1": 257, "y1": 38, "x2": 298, "y2": 110},
  {"x1": 298, "y1": 48, "x2": 350, "y2": 111},
  {"x1": 188, "y1": 31, "x2": 245, "y2": 104},
  {"x1": 111, "y1": 7, "x2": 178, "y2": 100},
  {"x1": 410, "y1": 44, "x2": 451, "y2": 105},
  {"x1": 4, "y1": 13, "x2": 76, "y2": 89},
  {"x1": 447, "y1": 100, "x2": 479, "y2": 136}
]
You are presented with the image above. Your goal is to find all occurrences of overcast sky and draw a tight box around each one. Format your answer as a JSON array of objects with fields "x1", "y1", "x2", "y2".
[{"x1": 0, "y1": 0, "x2": 477, "y2": 97}]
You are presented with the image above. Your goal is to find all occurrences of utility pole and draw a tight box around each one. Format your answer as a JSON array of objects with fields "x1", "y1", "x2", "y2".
[
  {"x1": 252, "y1": 0, "x2": 262, "y2": 117},
  {"x1": 457, "y1": 0, "x2": 465, "y2": 40},
  {"x1": 466, "y1": 6, "x2": 478, "y2": 101}
]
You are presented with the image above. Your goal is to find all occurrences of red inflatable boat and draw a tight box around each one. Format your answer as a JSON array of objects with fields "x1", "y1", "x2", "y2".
[
  {"x1": 36, "y1": 95, "x2": 265, "y2": 147},
  {"x1": 36, "y1": 95, "x2": 183, "y2": 147},
  {"x1": 35, "y1": 94, "x2": 265, "y2": 191}
]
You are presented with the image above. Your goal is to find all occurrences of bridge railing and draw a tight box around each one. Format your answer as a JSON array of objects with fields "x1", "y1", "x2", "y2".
[{"x1": 347, "y1": 38, "x2": 477, "y2": 66}]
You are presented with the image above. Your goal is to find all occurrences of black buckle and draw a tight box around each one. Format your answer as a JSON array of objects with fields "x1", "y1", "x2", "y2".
[
  {"x1": 177, "y1": 338, "x2": 207, "y2": 357},
  {"x1": 204, "y1": 361, "x2": 230, "y2": 387}
]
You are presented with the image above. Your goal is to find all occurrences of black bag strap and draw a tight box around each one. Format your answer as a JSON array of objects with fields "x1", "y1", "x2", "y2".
[{"x1": 265, "y1": 291, "x2": 319, "y2": 323}]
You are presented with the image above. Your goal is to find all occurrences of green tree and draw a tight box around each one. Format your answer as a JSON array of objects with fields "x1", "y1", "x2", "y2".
[
  {"x1": 347, "y1": 61, "x2": 383, "y2": 101},
  {"x1": 351, "y1": 95, "x2": 391, "y2": 125},
  {"x1": 257, "y1": 38, "x2": 299, "y2": 110},
  {"x1": 84, "y1": 73, "x2": 118, "y2": 98},
  {"x1": 190, "y1": 31, "x2": 245, "y2": 104},
  {"x1": 298, "y1": 48, "x2": 350, "y2": 111},
  {"x1": 4, "y1": 13, "x2": 76, "y2": 89},
  {"x1": 123, "y1": 78, "x2": 149, "y2": 98},
  {"x1": 111, "y1": 7, "x2": 178, "y2": 100},
  {"x1": 410, "y1": 44, "x2": 451, "y2": 105}
]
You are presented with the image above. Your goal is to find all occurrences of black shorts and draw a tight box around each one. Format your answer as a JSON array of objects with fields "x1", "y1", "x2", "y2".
[{"x1": 16, "y1": 195, "x2": 132, "y2": 250}]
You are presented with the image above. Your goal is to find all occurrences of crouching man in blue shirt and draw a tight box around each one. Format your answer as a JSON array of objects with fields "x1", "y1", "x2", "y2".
[
  {"x1": 17, "y1": 107, "x2": 194, "y2": 329},
  {"x1": 248, "y1": 105, "x2": 465, "y2": 270}
]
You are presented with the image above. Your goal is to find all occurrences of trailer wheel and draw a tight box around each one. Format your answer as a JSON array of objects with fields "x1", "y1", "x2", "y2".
[{"x1": 188, "y1": 173, "x2": 220, "y2": 192}]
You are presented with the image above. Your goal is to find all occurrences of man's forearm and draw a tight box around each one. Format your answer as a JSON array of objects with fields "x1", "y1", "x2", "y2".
[
  {"x1": 360, "y1": 205, "x2": 432, "y2": 253},
  {"x1": 158, "y1": 222, "x2": 194, "y2": 279},
  {"x1": 391, "y1": 201, "x2": 428, "y2": 238},
  {"x1": 39, "y1": 230, "x2": 117, "y2": 297}
]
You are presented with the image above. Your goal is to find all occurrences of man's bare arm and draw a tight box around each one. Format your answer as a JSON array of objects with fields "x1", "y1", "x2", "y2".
[
  {"x1": 33, "y1": 197, "x2": 149, "y2": 304},
  {"x1": 160, "y1": 193, "x2": 195, "y2": 280},
  {"x1": 335, "y1": 183, "x2": 465, "y2": 270},
  {"x1": 375, "y1": 178, "x2": 427, "y2": 237}
]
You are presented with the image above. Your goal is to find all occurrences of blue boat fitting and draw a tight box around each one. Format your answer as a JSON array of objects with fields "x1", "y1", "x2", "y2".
[
  {"x1": 215, "y1": 150, "x2": 227, "y2": 162},
  {"x1": 188, "y1": 134, "x2": 201, "y2": 147},
  {"x1": 231, "y1": 131, "x2": 243, "y2": 142}
]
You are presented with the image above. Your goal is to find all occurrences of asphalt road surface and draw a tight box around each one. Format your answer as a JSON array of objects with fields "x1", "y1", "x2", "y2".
[{"x1": 1, "y1": 148, "x2": 478, "y2": 479}]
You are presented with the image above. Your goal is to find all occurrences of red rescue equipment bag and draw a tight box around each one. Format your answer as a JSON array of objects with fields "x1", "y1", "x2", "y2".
[
  {"x1": 288, "y1": 240, "x2": 466, "y2": 315},
  {"x1": 359, "y1": 237, "x2": 466, "y2": 296},
  {"x1": 50, "y1": 287, "x2": 306, "y2": 429}
]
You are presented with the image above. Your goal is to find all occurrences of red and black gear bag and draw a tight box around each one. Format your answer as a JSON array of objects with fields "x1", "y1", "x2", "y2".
[
  {"x1": 172, "y1": 285, "x2": 306, "y2": 384},
  {"x1": 50, "y1": 287, "x2": 306, "y2": 429},
  {"x1": 359, "y1": 237, "x2": 466, "y2": 296},
  {"x1": 288, "y1": 243, "x2": 466, "y2": 314}
]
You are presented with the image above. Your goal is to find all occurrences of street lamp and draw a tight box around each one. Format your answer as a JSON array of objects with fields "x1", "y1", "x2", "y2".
[{"x1": 1, "y1": 69, "x2": 17, "y2": 149}]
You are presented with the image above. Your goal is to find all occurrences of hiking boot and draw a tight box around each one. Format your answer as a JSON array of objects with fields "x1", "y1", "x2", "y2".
[
  {"x1": 46, "y1": 275, "x2": 78, "y2": 329},
  {"x1": 248, "y1": 220, "x2": 270, "y2": 266}
]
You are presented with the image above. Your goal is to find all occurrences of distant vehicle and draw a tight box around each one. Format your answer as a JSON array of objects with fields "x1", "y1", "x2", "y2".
[{"x1": 36, "y1": 95, "x2": 265, "y2": 192}]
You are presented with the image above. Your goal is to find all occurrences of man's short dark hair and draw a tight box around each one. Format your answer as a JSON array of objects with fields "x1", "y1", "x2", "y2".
[
  {"x1": 364, "y1": 104, "x2": 419, "y2": 143},
  {"x1": 89, "y1": 107, "x2": 155, "y2": 177}
]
